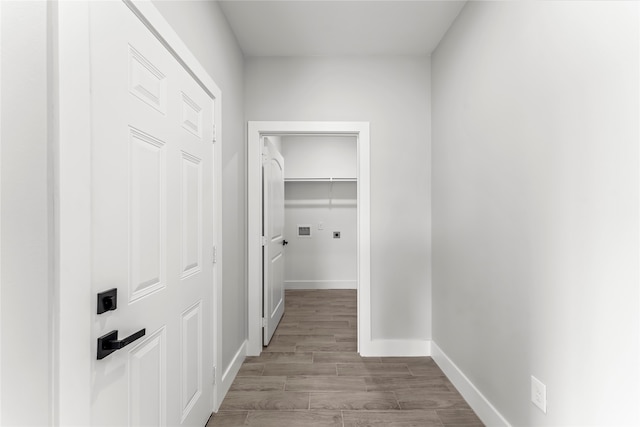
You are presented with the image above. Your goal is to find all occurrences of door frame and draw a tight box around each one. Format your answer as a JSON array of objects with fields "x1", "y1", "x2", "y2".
[
  {"x1": 247, "y1": 121, "x2": 371, "y2": 356},
  {"x1": 54, "y1": 1, "x2": 224, "y2": 423}
]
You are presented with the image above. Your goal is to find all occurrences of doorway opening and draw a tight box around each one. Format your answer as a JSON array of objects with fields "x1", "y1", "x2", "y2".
[
  {"x1": 247, "y1": 121, "x2": 371, "y2": 357},
  {"x1": 262, "y1": 134, "x2": 358, "y2": 347}
]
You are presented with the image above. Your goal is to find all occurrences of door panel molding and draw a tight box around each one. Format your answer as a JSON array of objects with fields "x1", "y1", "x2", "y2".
[{"x1": 247, "y1": 121, "x2": 371, "y2": 356}]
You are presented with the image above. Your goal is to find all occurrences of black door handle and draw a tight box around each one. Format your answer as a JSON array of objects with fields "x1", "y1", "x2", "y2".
[
  {"x1": 282, "y1": 240, "x2": 289, "y2": 246},
  {"x1": 97, "y1": 328, "x2": 146, "y2": 360}
]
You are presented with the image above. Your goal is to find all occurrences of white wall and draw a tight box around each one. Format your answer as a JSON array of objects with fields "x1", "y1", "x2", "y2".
[
  {"x1": 152, "y1": 0, "x2": 247, "y2": 380},
  {"x1": 282, "y1": 135, "x2": 357, "y2": 179},
  {"x1": 285, "y1": 182, "x2": 357, "y2": 289},
  {"x1": 0, "y1": 1, "x2": 51, "y2": 424},
  {"x1": 246, "y1": 57, "x2": 431, "y2": 341},
  {"x1": 432, "y1": 2, "x2": 639, "y2": 426}
]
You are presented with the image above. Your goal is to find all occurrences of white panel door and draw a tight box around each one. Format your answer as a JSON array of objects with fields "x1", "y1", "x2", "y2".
[
  {"x1": 263, "y1": 140, "x2": 286, "y2": 345},
  {"x1": 89, "y1": 2, "x2": 214, "y2": 426}
]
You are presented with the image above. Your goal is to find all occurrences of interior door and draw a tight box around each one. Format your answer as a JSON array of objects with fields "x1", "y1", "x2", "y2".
[
  {"x1": 263, "y1": 139, "x2": 286, "y2": 345},
  {"x1": 90, "y1": 2, "x2": 214, "y2": 425}
]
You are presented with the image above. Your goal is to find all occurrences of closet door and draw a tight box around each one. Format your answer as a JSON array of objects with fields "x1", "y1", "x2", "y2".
[
  {"x1": 263, "y1": 140, "x2": 286, "y2": 345},
  {"x1": 89, "y1": 2, "x2": 215, "y2": 425}
]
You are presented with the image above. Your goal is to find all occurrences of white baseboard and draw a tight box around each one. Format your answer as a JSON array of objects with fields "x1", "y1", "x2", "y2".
[
  {"x1": 285, "y1": 280, "x2": 357, "y2": 290},
  {"x1": 431, "y1": 342, "x2": 511, "y2": 427},
  {"x1": 359, "y1": 339, "x2": 431, "y2": 357},
  {"x1": 216, "y1": 340, "x2": 246, "y2": 411}
]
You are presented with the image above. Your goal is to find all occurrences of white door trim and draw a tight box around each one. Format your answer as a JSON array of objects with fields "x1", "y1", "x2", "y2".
[
  {"x1": 0, "y1": 3, "x2": 3, "y2": 423},
  {"x1": 247, "y1": 121, "x2": 371, "y2": 356},
  {"x1": 54, "y1": 1, "x2": 223, "y2": 423}
]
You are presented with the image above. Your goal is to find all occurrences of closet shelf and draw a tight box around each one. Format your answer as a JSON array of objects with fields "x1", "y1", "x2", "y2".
[
  {"x1": 284, "y1": 177, "x2": 356, "y2": 183},
  {"x1": 285, "y1": 177, "x2": 357, "y2": 207}
]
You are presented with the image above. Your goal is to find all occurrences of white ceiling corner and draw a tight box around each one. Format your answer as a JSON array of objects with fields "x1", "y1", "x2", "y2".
[{"x1": 218, "y1": 0, "x2": 467, "y2": 57}]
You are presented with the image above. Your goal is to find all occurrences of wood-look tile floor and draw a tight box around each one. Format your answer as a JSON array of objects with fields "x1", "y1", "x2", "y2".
[{"x1": 207, "y1": 290, "x2": 484, "y2": 427}]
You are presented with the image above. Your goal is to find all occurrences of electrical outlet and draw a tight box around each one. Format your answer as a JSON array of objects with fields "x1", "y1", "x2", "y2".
[{"x1": 531, "y1": 375, "x2": 547, "y2": 414}]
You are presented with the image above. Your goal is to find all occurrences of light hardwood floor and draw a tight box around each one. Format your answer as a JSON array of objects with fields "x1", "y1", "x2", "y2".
[{"x1": 207, "y1": 289, "x2": 483, "y2": 427}]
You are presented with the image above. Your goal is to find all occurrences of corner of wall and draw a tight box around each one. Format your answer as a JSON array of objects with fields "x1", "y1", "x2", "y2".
[
  {"x1": 216, "y1": 339, "x2": 247, "y2": 411},
  {"x1": 431, "y1": 342, "x2": 511, "y2": 427}
]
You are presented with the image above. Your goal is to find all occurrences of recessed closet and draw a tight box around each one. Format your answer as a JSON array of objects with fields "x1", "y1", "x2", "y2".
[{"x1": 277, "y1": 135, "x2": 358, "y2": 290}]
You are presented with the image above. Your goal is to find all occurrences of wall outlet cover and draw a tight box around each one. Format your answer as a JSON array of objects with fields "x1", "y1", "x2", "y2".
[{"x1": 531, "y1": 375, "x2": 547, "y2": 414}]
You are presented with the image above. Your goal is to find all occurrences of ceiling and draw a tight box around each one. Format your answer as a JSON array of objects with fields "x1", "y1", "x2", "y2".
[{"x1": 218, "y1": 1, "x2": 467, "y2": 57}]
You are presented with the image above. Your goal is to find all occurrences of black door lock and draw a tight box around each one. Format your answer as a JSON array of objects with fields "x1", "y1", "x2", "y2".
[{"x1": 97, "y1": 288, "x2": 117, "y2": 314}]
